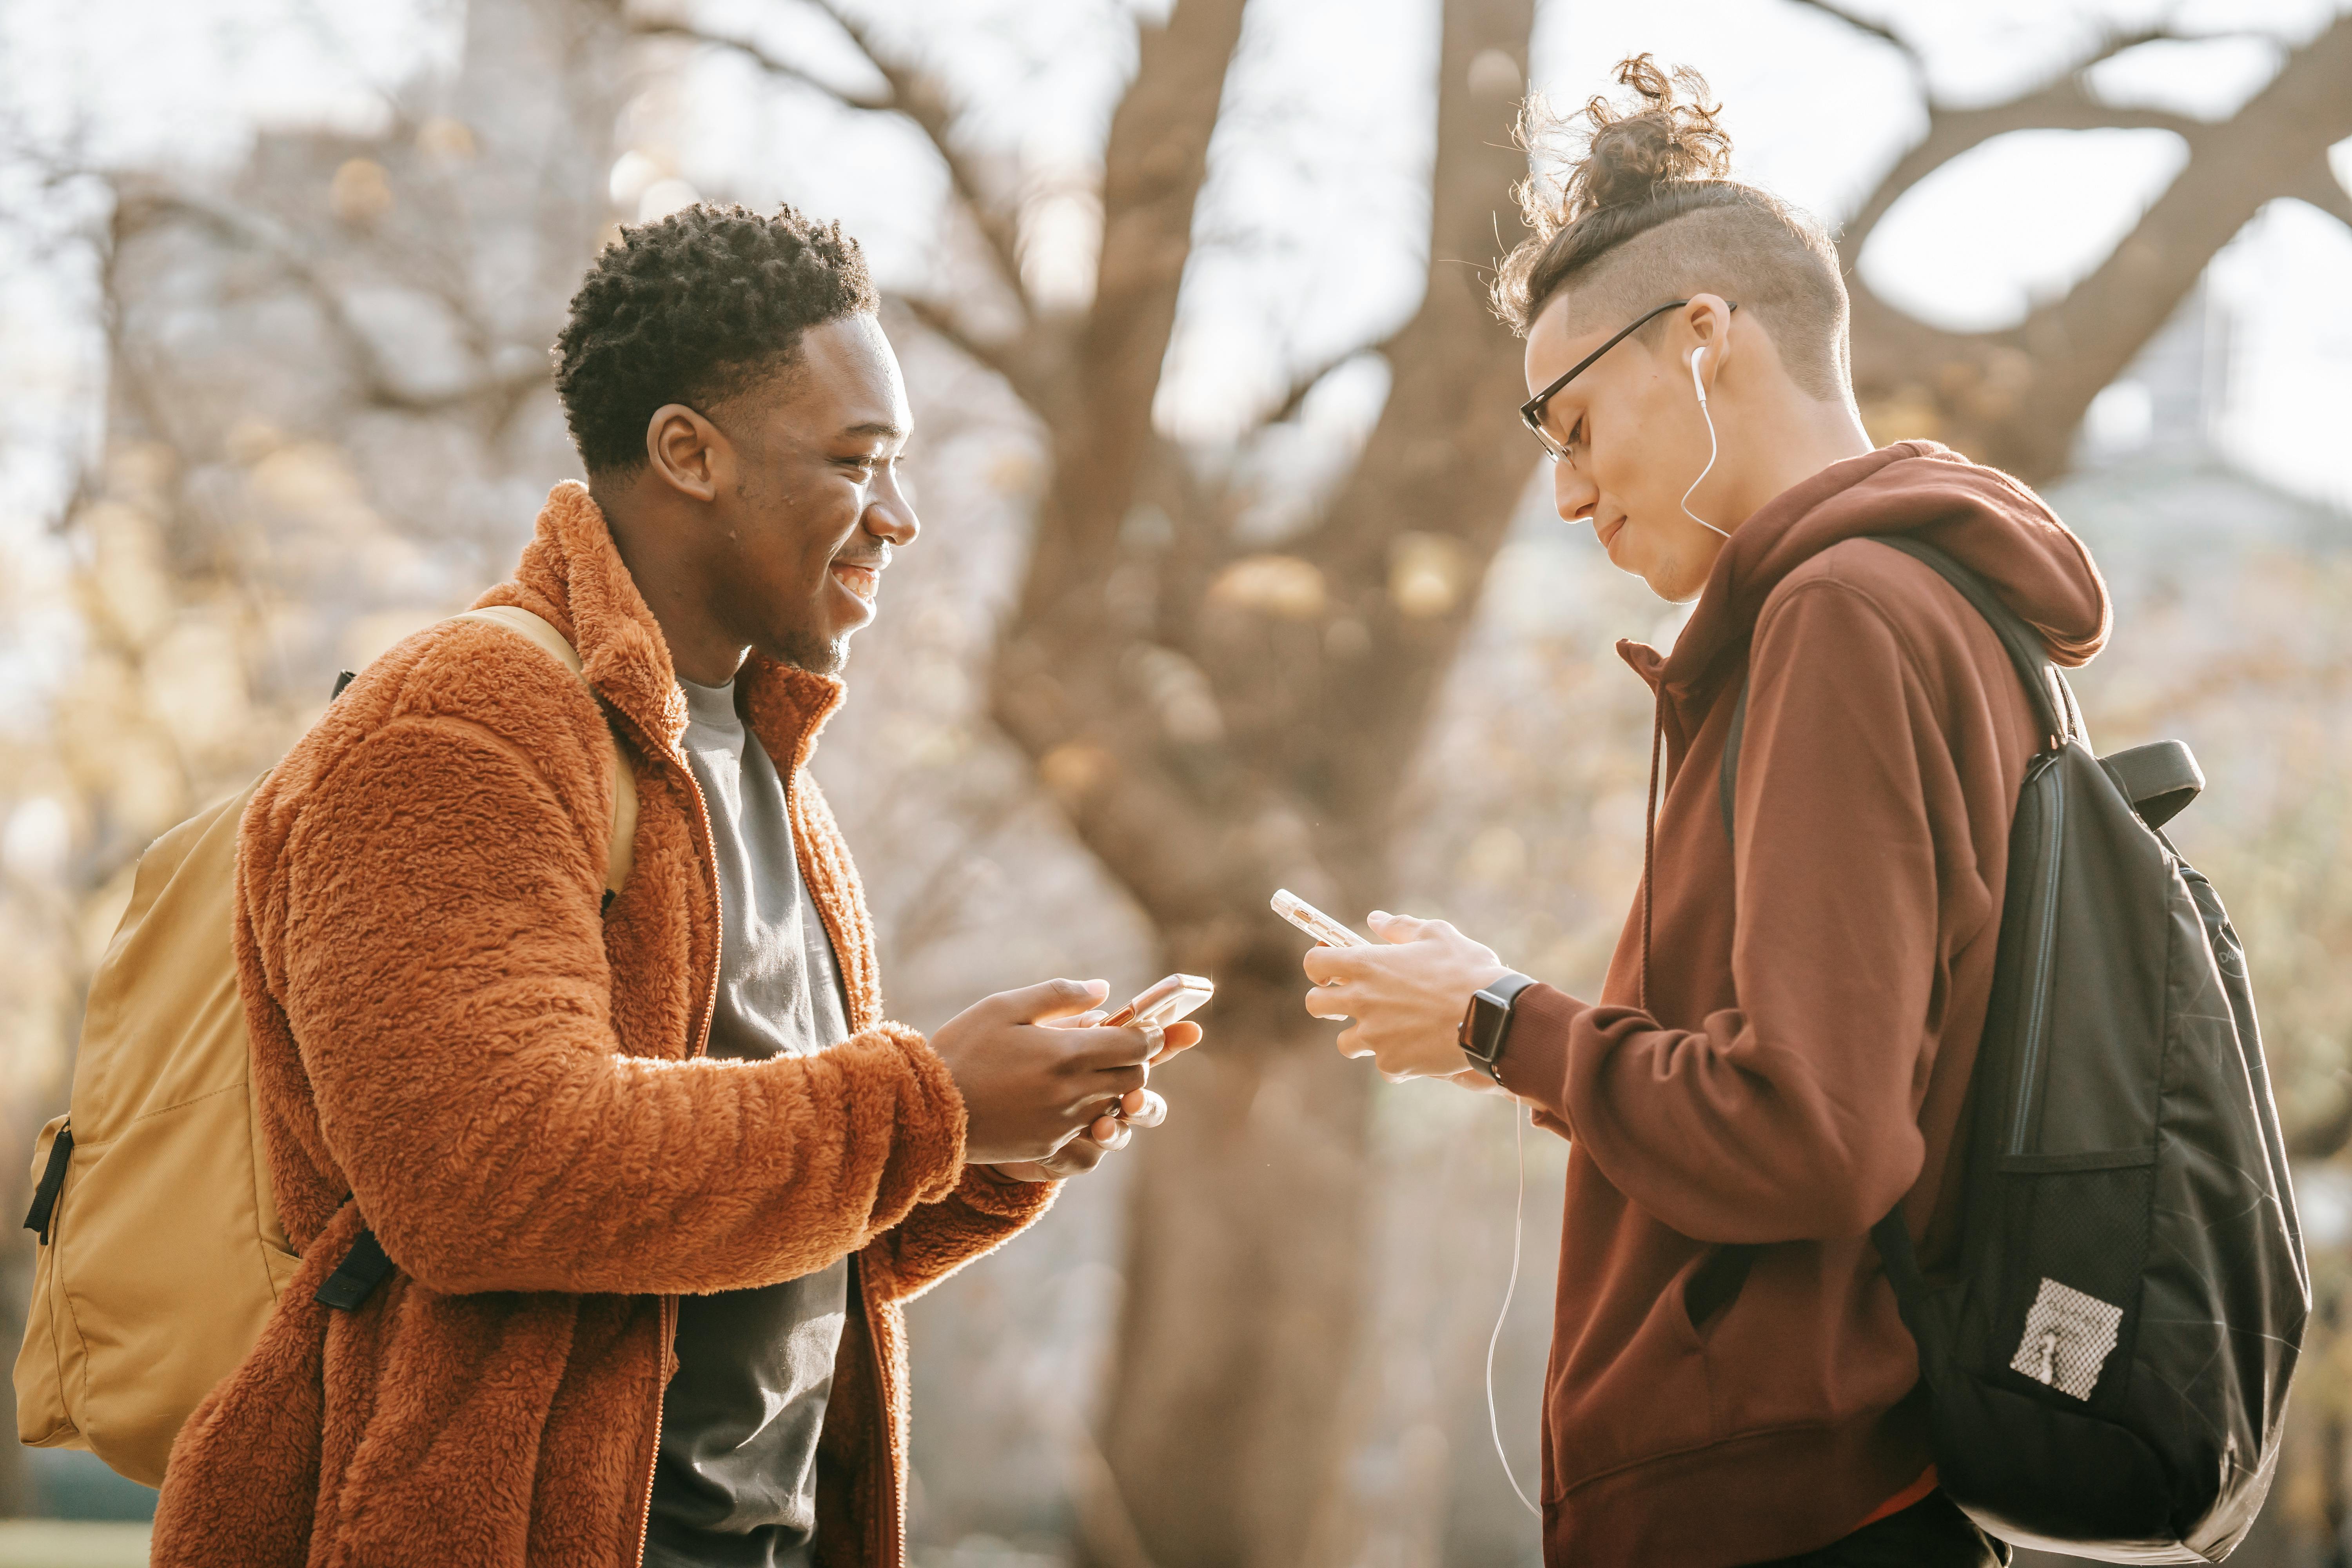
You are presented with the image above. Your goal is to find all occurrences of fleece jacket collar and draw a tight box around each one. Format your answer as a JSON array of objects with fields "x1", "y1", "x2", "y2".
[{"x1": 484, "y1": 479, "x2": 849, "y2": 783}]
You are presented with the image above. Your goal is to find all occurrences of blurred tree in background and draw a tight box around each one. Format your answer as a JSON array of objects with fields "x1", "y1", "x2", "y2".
[{"x1": 2, "y1": 0, "x2": 2350, "y2": 1563}]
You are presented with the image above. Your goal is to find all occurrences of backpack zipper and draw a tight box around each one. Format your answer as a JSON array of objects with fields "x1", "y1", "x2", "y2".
[{"x1": 2008, "y1": 757, "x2": 2067, "y2": 1155}]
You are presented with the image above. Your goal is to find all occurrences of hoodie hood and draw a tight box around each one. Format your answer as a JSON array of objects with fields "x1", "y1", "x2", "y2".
[{"x1": 1650, "y1": 441, "x2": 2111, "y2": 697}]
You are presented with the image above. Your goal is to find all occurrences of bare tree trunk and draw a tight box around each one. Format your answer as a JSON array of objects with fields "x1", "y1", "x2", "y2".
[
  {"x1": 1100, "y1": 971, "x2": 1375, "y2": 1568},
  {"x1": 1082, "y1": 3, "x2": 1537, "y2": 1557}
]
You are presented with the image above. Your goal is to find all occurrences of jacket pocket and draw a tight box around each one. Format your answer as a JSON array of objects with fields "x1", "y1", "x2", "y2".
[{"x1": 1682, "y1": 1243, "x2": 1760, "y2": 1339}]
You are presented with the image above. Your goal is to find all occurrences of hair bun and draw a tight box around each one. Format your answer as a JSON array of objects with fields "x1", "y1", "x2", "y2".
[{"x1": 1537, "y1": 54, "x2": 1732, "y2": 224}]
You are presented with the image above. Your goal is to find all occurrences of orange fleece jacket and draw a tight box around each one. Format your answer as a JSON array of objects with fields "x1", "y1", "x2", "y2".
[
  {"x1": 1494, "y1": 443, "x2": 2111, "y2": 1564},
  {"x1": 151, "y1": 481, "x2": 1054, "y2": 1567}
]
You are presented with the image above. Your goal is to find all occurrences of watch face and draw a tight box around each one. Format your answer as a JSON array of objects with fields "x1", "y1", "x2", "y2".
[{"x1": 1467, "y1": 994, "x2": 1505, "y2": 1061}]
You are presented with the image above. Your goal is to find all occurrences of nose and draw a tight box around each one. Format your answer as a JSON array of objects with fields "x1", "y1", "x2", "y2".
[
  {"x1": 1553, "y1": 460, "x2": 1597, "y2": 526},
  {"x1": 866, "y1": 463, "x2": 920, "y2": 547}
]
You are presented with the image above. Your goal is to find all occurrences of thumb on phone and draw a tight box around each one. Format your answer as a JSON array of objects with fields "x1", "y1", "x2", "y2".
[
  {"x1": 1368, "y1": 910, "x2": 1431, "y2": 944},
  {"x1": 998, "y1": 977, "x2": 1111, "y2": 1024}
]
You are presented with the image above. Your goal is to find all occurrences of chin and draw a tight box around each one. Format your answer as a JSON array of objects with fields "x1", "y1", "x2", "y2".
[{"x1": 769, "y1": 621, "x2": 852, "y2": 676}]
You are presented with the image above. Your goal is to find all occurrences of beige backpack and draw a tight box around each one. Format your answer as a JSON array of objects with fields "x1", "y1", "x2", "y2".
[{"x1": 15, "y1": 606, "x2": 634, "y2": 1485}]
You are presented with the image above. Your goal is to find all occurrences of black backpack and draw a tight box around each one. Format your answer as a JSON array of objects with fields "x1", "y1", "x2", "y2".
[{"x1": 1720, "y1": 535, "x2": 2307, "y2": 1563}]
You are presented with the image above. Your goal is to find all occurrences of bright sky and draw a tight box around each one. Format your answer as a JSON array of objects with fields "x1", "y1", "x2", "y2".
[{"x1": 2, "y1": 0, "x2": 2348, "y2": 553}]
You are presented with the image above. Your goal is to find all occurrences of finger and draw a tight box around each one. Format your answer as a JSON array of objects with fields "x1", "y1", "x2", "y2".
[
  {"x1": 1044, "y1": 1009, "x2": 1110, "y2": 1029},
  {"x1": 1122, "y1": 1089, "x2": 1167, "y2": 1129},
  {"x1": 1334, "y1": 1024, "x2": 1372, "y2": 1060},
  {"x1": 1148, "y1": 1020, "x2": 1201, "y2": 1065},
  {"x1": 1367, "y1": 910, "x2": 1431, "y2": 944},
  {"x1": 1303, "y1": 985, "x2": 1354, "y2": 1021},
  {"x1": 1301, "y1": 947, "x2": 1362, "y2": 986},
  {"x1": 1089, "y1": 1115, "x2": 1130, "y2": 1149},
  {"x1": 1002, "y1": 977, "x2": 1112, "y2": 1024},
  {"x1": 1091, "y1": 1063, "x2": 1149, "y2": 1099},
  {"x1": 1045, "y1": 1137, "x2": 1109, "y2": 1177},
  {"x1": 1063, "y1": 1024, "x2": 1158, "y2": 1069},
  {"x1": 1442, "y1": 1069, "x2": 1512, "y2": 1097}
]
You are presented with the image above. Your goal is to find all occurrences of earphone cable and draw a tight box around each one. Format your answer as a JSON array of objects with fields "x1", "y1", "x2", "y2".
[
  {"x1": 1681, "y1": 347, "x2": 1731, "y2": 541},
  {"x1": 1487, "y1": 1097, "x2": 1542, "y2": 1518}
]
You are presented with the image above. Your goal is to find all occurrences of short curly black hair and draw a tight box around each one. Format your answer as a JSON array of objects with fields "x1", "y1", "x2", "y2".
[{"x1": 552, "y1": 203, "x2": 879, "y2": 474}]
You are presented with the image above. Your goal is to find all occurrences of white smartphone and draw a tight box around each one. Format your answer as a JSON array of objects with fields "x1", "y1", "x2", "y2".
[
  {"x1": 1270, "y1": 889, "x2": 1369, "y2": 949},
  {"x1": 1103, "y1": 973, "x2": 1215, "y2": 1029}
]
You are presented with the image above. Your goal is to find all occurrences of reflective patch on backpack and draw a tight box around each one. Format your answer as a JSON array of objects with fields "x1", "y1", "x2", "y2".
[{"x1": 2012, "y1": 1277, "x2": 2125, "y2": 1400}]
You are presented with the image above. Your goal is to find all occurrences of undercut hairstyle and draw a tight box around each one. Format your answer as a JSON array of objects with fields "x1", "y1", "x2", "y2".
[
  {"x1": 1492, "y1": 57, "x2": 1852, "y2": 403},
  {"x1": 553, "y1": 203, "x2": 879, "y2": 474}
]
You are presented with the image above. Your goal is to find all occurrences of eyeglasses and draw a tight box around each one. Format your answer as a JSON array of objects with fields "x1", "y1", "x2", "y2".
[{"x1": 1520, "y1": 299, "x2": 1737, "y2": 466}]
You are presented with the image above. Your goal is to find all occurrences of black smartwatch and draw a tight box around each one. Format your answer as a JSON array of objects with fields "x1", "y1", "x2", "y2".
[{"x1": 1459, "y1": 971, "x2": 1538, "y2": 1083}]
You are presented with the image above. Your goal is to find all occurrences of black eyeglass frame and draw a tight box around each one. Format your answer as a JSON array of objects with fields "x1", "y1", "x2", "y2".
[{"x1": 1519, "y1": 298, "x2": 1737, "y2": 464}]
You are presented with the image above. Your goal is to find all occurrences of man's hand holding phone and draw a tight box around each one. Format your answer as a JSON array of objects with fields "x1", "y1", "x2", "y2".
[
  {"x1": 927, "y1": 976, "x2": 1206, "y2": 1183},
  {"x1": 1296, "y1": 909, "x2": 1509, "y2": 1083}
]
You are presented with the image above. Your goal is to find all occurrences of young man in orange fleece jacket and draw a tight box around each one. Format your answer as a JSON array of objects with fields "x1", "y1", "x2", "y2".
[
  {"x1": 152, "y1": 205, "x2": 1192, "y2": 1568},
  {"x1": 1301, "y1": 64, "x2": 2106, "y2": 1567}
]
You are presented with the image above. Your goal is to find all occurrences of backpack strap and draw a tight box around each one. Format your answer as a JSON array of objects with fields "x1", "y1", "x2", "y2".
[
  {"x1": 317, "y1": 606, "x2": 637, "y2": 1314},
  {"x1": 449, "y1": 605, "x2": 637, "y2": 898},
  {"x1": 1867, "y1": 535, "x2": 2072, "y2": 750}
]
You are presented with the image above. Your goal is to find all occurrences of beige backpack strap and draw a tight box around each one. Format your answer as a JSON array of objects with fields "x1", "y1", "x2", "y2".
[{"x1": 450, "y1": 606, "x2": 637, "y2": 896}]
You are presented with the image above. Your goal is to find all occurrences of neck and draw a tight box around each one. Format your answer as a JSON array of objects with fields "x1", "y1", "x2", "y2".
[
  {"x1": 1720, "y1": 394, "x2": 1876, "y2": 526},
  {"x1": 594, "y1": 481, "x2": 749, "y2": 687}
]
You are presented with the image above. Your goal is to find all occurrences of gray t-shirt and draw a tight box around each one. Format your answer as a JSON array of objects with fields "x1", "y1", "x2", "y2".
[{"x1": 644, "y1": 675, "x2": 852, "y2": 1568}]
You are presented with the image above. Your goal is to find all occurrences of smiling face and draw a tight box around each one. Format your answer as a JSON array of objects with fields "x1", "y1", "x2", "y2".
[
  {"x1": 1524, "y1": 293, "x2": 1731, "y2": 603},
  {"x1": 698, "y1": 314, "x2": 918, "y2": 675}
]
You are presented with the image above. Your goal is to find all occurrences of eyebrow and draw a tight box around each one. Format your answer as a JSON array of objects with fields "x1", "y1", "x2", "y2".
[{"x1": 839, "y1": 420, "x2": 907, "y2": 442}]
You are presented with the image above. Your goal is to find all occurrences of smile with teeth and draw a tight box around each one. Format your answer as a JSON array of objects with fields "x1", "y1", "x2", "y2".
[{"x1": 831, "y1": 563, "x2": 880, "y2": 602}]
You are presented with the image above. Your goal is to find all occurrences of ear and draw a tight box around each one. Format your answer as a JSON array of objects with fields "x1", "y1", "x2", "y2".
[
  {"x1": 644, "y1": 403, "x2": 729, "y2": 503},
  {"x1": 1681, "y1": 294, "x2": 1736, "y2": 397}
]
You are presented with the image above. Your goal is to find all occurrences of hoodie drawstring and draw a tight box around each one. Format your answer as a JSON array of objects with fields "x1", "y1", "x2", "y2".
[{"x1": 1637, "y1": 682, "x2": 1665, "y2": 1011}]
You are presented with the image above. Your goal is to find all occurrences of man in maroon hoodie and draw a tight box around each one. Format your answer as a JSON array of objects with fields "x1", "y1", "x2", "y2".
[{"x1": 1298, "y1": 60, "x2": 2109, "y2": 1567}]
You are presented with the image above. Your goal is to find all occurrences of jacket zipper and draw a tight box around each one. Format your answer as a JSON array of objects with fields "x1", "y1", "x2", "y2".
[
  {"x1": 782, "y1": 733, "x2": 899, "y2": 1566},
  {"x1": 2007, "y1": 757, "x2": 2067, "y2": 1155},
  {"x1": 865, "y1": 1274, "x2": 904, "y2": 1568},
  {"x1": 628, "y1": 716, "x2": 726, "y2": 1568},
  {"x1": 632, "y1": 1293, "x2": 675, "y2": 1568}
]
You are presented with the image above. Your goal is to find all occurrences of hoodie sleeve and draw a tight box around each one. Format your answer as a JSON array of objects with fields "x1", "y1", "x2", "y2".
[
  {"x1": 265, "y1": 703, "x2": 968, "y2": 1297},
  {"x1": 1498, "y1": 575, "x2": 2001, "y2": 1243}
]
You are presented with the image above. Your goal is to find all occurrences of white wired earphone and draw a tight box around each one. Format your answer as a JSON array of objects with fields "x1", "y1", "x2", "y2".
[
  {"x1": 1486, "y1": 1097, "x2": 1541, "y2": 1517},
  {"x1": 1681, "y1": 346, "x2": 1731, "y2": 541}
]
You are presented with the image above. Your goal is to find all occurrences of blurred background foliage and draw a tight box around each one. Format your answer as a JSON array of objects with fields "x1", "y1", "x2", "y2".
[{"x1": 1, "y1": 0, "x2": 2349, "y2": 1564}]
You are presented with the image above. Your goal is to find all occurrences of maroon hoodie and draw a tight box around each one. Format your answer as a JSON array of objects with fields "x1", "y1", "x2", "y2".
[{"x1": 1494, "y1": 442, "x2": 2111, "y2": 1564}]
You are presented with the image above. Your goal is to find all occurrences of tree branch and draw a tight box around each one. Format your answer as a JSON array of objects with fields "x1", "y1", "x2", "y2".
[
  {"x1": 1837, "y1": 79, "x2": 2207, "y2": 266},
  {"x1": 888, "y1": 292, "x2": 1050, "y2": 410},
  {"x1": 1827, "y1": 12, "x2": 2293, "y2": 265},
  {"x1": 1272, "y1": 0, "x2": 1537, "y2": 825},
  {"x1": 2018, "y1": 15, "x2": 2352, "y2": 443},
  {"x1": 637, "y1": 11, "x2": 1029, "y2": 312},
  {"x1": 628, "y1": 19, "x2": 889, "y2": 110},
  {"x1": 1002, "y1": 0, "x2": 1251, "y2": 630},
  {"x1": 1783, "y1": 0, "x2": 1925, "y2": 82},
  {"x1": 109, "y1": 179, "x2": 541, "y2": 419},
  {"x1": 1842, "y1": 11, "x2": 2352, "y2": 482},
  {"x1": 2290, "y1": 150, "x2": 2352, "y2": 230},
  {"x1": 1253, "y1": 336, "x2": 1392, "y2": 431},
  {"x1": 808, "y1": 2, "x2": 1029, "y2": 305}
]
